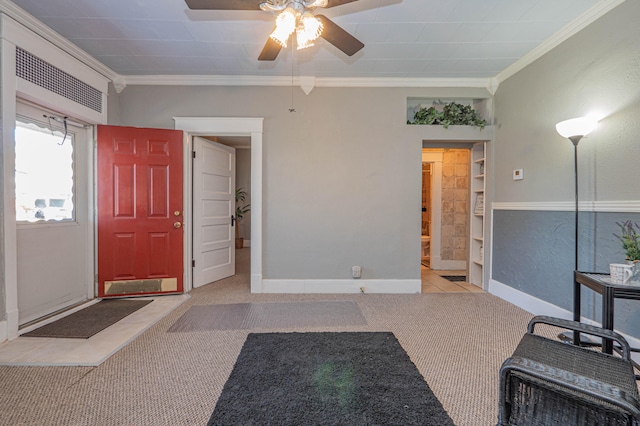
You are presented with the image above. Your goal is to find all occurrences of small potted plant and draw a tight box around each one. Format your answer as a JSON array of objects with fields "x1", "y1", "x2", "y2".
[
  {"x1": 235, "y1": 187, "x2": 251, "y2": 249},
  {"x1": 614, "y1": 220, "x2": 640, "y2": 279}
]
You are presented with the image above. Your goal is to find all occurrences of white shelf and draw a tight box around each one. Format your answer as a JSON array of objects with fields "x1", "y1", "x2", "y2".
[{"x1": 469, "y1": 142, "x2": 486, "y2": 288}]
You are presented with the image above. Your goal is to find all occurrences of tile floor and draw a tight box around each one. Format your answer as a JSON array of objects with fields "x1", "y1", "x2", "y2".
[
  {"x1": 421, "y1": 266, "x2": 485, "y2": 293},
  {"x1": 0, "y1": 294, "x2": 189, "y2": 366}
]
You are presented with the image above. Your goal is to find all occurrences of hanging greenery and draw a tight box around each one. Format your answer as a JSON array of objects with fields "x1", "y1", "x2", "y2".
[{"x1": 408, "y1": 101, "x2": 487, "y2": 129}]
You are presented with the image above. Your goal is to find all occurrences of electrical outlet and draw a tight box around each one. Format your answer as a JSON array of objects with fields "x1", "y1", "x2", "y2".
[
  {"x1": 352, "y1": 266, "x2": 361, "y2": 278},
  {"x1": 513, "y1": 169, "x2": 524, "y2": 181}
]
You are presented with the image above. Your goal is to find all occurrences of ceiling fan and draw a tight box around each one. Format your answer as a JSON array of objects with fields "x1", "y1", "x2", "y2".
[{"x1": 185, "y1": 0, "x2": 365, "y2": 61}]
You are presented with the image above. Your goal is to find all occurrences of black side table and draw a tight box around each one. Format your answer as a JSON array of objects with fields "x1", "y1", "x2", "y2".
[{"x1": 574, "y1": 271, "x2": 640, "y2": 354}]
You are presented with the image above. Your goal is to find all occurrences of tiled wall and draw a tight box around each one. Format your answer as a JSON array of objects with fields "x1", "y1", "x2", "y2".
[{"x1": 441, "y1": 149, "x2": 469, "y2": 261}]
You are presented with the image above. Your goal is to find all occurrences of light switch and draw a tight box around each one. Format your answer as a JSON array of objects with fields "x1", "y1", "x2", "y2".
[{"x1": 513, "y1": 169, "x2": 524, "y2": 181}]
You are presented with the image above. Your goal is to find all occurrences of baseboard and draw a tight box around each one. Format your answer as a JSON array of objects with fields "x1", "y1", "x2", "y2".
[
  {"x1": 488, "y1": 279, "x2": 572, "y2": 319},
  {"x1": 260, "y1": 279, "x2": 421, "y2": 294},
  {"x1": 0, "y1": 320, "x2": 7, "y2": 344},
  {"x1": 489, "y1": 278, "x2": 640, "y2": 363},
  {"x1": 242, "y1": 240, "x2": 250, "y2": 247}
]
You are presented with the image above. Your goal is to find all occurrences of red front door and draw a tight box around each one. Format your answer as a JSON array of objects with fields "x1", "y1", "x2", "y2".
[{"x1": 97, "y1": 125, "x2": 184, "y2": 297}]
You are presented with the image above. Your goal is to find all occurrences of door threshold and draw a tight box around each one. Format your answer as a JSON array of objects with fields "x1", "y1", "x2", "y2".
[{"x1": 18, "y1": 299, "x2": 100, "y2": 335}]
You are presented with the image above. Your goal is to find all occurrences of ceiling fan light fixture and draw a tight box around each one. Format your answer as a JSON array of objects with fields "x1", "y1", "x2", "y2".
[
  {"x1": 296, "y1": 12, "x2": 323, "y2": 50},
  {"x1": 270, "y1": 7, "x2": 297, "y2": 47},
  {"x1": 303, "y1": 0, "x2": 329, "y2": 7}
]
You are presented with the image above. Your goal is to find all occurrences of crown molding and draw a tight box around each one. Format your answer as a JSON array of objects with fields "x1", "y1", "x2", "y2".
[
  {"x1": 0, "y1": 0, "x2": 119, "y2": 83},
  {"x1": 495, "y1": 0, "x2": 626, "y2": 85},
  {"x1": 122, "y1": 74, "x2": 494, "y2": 92}
]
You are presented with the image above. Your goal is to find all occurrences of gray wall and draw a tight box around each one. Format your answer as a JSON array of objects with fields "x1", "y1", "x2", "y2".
[
  {"x1": 0, "y1": 42, "x2": 5, "y2": 321},
  {"x1": 110, "y1": 85, "x2": 489, "y2": 281},
  {"x1": 493, "y1": 1, "x2": 640, "y2": 335}
]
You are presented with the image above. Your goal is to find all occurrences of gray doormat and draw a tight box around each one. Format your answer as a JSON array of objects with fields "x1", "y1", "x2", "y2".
[
  {"x1": 441, "y1": 275, "x2": 467, "y2": 282},
  {"x1": 22, "y1": 299, "x2": 152, "y2": 339},
  {"x1": 167, "y1": 301, "x2": 367, "y2": 332},
  {"x1": 207, "y1": 332, "x2": 454, "y2": 425}
]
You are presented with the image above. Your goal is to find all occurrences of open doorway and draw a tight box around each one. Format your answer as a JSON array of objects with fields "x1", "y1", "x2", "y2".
[
  {"x1": 420, "y1": 147, "x2": 472, "y2": 291},
  {"x1": 191, "y1": 136, "x2": 251, "y2": 288}
]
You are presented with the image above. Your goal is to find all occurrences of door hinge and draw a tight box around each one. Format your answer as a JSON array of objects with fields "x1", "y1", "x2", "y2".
[
  {"x1": 192, "y1": 151, "x2": 196, "y2": 159},
  {"x1": 192, "y1": 259, "x2": 195, "y2": 268}
]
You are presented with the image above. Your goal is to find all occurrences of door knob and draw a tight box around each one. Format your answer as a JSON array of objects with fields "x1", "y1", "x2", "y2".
[{"x1": 173, "y1": 221, "x2": 182, "y2": 229}]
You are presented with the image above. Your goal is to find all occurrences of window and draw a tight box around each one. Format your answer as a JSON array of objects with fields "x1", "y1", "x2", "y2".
[{"x1": 15, "y1": 120, "x2": 75, "y2": 222}]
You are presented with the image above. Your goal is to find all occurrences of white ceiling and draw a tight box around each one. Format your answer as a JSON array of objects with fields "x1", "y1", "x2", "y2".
[{"x1": 8, "y1": 0, "x2": 606, "y2": 80}]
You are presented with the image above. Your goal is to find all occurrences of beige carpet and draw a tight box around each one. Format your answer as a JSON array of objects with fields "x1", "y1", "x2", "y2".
[{"x1": 0, "y1": 248, "x2": 533, "y2": 426}]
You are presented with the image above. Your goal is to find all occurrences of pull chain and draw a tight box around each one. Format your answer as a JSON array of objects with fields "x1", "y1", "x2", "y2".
[{"x1": 289, "y1": 41, "x2": 296, "y2": 113}]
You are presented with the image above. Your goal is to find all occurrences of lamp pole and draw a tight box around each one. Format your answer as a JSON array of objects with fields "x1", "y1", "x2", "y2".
[{"x1": 556, "y1": 116, "x2": 598, "y2": 346}]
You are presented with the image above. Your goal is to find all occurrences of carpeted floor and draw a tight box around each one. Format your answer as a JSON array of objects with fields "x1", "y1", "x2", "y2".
[
  {"x1": 167, "y1": 301, "x2": 366, "y2": 332},
  {"x1": 208, "y1": 332, "x2": 454, "y2": 425},
  {"x1": 0, "y1": 248, "x2": 535, "y2": 426}
]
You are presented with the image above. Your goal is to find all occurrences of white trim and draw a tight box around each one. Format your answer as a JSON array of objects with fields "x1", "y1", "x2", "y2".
[
  {"x1": 492, "y1": 200, "x2": 640, "y2": 212},
  {"x1": 123, "y1": 74, "x2": 493, "y2": 90},
  {"x1": 173, "y1": 117, "x2": 264, "y2": 293},
  {"x1": 495, "y1": 0, "x2": 625, "y2": 84},
  {"x1": 261, "y1": 279, "x2": 421, "y2": 294},
  {"x1": 0, "y1": 0, "x2": 118, "y2": 82},
  {"x1": 488, "y1": 279, "x2": 571, "y2": 318},
  {"x1": 489, "y1": 277, "x2": 640, "y2": 364},
  {"x1": 1, "y1": 37, "x2": 19, "y2": 342},
  {"x1": 1, "y1": 14, "x2": 109, "y2": 95}
]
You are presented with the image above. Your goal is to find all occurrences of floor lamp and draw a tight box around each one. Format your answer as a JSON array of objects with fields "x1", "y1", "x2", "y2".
[{"x1": 555, "y1": 116, "x2": 598, "y2": 344}]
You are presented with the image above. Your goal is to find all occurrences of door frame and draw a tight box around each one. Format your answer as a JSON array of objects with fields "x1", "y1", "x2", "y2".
[{"x1": 173, "y1": 117, "x2": 263, "y2": 293}]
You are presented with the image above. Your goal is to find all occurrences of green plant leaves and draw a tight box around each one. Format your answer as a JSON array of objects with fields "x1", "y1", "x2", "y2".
[{"x1": 408, "y1": 102, "x2": 487, "y2": 128}]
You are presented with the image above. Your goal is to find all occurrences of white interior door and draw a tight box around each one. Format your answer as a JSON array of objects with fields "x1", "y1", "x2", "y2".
[{"x1": 192, "y1": 137, "x2": 236, "y2": 288}]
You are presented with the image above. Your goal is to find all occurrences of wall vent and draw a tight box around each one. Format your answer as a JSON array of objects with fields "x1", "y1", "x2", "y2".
[{"x1": 16, "y1": 47, "x2": 102, "y2": 113}]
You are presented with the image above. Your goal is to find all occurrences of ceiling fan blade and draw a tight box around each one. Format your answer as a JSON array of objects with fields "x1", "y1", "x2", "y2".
[
  {"x1": 316, "y1": 15, "x2": 364, "y2": 56},
  {"x1": 258, "y1": 36, "x2": 283, "y2": 61},
  {"x1": 184, "y1": 0, "x2": 261, "y2": 10},
  {"x1": 325, "y1": 0, "x2": 359, "y2": 7}
]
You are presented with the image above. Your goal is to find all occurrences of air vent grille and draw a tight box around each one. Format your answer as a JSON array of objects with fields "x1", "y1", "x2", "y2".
[{"x1": 16, "y1": 47, "x2": 102, "y2": 113}]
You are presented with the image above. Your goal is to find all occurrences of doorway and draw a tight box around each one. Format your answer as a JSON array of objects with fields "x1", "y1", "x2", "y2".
[
  {"x1": 192, "y1": 135, "x2": 252, "y2": 288},
  {"x1": 421, "y1": 162, "x2": 432, "y2": 268},
  {"x1": 420, "y1": 148, "x2": 470, "y2": 285},
  {"x1": 173, "y1": 117, "x2": 263, "y2": 293}
]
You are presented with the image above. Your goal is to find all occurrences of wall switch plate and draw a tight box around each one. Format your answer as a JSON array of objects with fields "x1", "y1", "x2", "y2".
[
  {"x1": 352, "y1": 266, "x2": 361, "y2": 278},
  {"x1": 513, "y1": 169, "x2": 524, "y2": 180}
]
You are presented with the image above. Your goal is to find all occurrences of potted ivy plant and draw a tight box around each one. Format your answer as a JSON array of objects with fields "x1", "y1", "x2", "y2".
[
  {"x1": 235, "y1": 187, "x2": 251, "y2": 249},
  {"x1": 407, "y1": 101, "x2": 487, "y2": 128}
]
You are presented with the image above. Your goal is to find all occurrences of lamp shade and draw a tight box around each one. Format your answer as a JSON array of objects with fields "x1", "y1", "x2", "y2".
[{"x1": 555, "y1": 117, "x2": 598, "y2": 139}]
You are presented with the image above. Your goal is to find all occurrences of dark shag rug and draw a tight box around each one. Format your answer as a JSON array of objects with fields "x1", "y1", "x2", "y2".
[
  {"x1": 22, "y1": 299, "x2": 152, "y2": 339},
  {"x1": 207, "y1": 332, "x2": 455, "y2": 426}
]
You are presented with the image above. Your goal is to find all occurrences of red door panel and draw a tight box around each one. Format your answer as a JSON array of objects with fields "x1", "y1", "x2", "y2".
[{"x1": 97, "y1": 125, "x2": 183, "y2": 298}]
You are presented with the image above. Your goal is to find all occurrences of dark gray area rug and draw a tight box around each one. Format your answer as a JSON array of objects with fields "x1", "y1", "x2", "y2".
[
  {"x1": 22, "y1": 299, "x2": 152, "y2": 339},
  {"x1": 167, "y1": 301, "x2": 367, "y2": 332},
  {"x1": 207, "y1": 332, "x2": 455, "y2": 426}
]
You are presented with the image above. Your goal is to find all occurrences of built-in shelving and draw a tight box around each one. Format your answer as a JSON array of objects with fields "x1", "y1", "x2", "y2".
[{"x1": 469, "y1": 143, "x2": 486, "y2": 287}]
